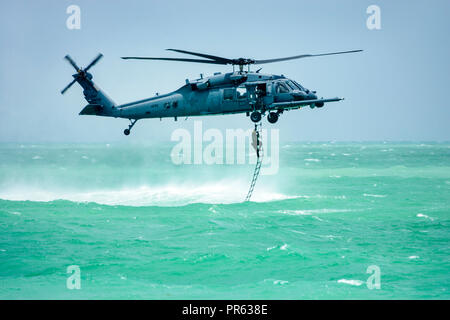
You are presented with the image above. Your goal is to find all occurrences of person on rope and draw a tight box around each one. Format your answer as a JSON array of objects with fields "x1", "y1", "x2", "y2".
[{"x1": 251, "y1": 124, "x2": 261, "y2": 158}]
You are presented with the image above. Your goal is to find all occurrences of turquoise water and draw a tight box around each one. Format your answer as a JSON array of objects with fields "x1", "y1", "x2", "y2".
[{"x1": 0, "y1": 142, "x2": 449, "y2": 299}]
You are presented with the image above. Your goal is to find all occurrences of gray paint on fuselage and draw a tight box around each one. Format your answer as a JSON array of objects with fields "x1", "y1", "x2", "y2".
[{"x1": 113, "y1": 72, "x2": 293, "y2": 120}]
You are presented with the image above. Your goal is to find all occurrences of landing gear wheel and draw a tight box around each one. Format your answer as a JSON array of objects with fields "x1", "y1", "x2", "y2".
[
  {"x1": 315, "y1": 102, "x2": 324, "y2": 108},
  {"x1": 267, "y1": 112, "x2": 279, "y2": 124},
  {"x1": 123, "y1": 119, "x2": 138, "y2": 136},
  {"x1": 250, "y1": 111, "x2": 262, "y2": 123}
]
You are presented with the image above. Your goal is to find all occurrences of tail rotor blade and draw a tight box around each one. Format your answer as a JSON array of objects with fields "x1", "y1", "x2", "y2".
[
  {"x1": 64, "y1": 55, "x2": 80, "y2": 72},
  {"x1": 84, "y1": 53, "x2": 103, "y2": 72},
  {"x1": 61, "y1": 79, "x2": 76, "y2": 94}
]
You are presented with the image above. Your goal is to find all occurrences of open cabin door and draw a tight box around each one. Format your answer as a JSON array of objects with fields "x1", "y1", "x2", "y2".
[{"x1": 244, "y1": 81, "x2": 273, "y2": 111}]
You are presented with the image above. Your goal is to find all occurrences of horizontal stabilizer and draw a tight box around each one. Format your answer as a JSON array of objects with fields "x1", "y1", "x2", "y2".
[{"x1": 79, "y1": 104, "x2": 104, "y2": 115}]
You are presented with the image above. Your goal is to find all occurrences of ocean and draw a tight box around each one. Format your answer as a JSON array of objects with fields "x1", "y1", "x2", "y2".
[{"x1": 0, "y1": 142, "x2": 449, "y2": 299}]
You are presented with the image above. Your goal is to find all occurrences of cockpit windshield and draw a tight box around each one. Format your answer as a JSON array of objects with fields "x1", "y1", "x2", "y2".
[
  {"x1": 285, "y1": 81, "x2": 297, "y2": 91},
  {"x1": 276, "y1": 80, "x2": 307, "y2": 93},
  {"x1": 292, "y1": 80, "x2": 306, "y2": 91}
]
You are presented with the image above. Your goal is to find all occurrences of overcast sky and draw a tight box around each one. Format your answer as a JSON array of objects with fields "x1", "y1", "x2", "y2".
[{"x1": 1, "y1": 0, "x2": 449, "y2": 142}]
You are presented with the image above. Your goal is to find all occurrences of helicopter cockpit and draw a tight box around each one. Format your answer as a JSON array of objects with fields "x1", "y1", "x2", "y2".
[
  {"x1": 275, "y1": 80, "x2": 308, "y2": 93},
  {"x1": 272, "y1": 79, "x2": 317, "y2": 103}
]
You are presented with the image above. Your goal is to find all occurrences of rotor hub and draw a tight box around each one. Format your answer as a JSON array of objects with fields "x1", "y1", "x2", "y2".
[{"x1": 231, "y1": 58, "x2": 256, "y2": 66}]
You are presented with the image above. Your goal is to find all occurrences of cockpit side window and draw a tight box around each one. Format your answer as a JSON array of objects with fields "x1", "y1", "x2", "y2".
[{"x1": 276, "y1": 82, "x2": 290, "y2": 94}]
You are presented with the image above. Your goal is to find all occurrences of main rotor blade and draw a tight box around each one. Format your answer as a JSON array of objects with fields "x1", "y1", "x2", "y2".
[
  {"x1": 64, "y1": 55, "x2": 80, "y2": 71},
  {"x1": 121, "y1": 57, "x2": 227, "y2": 64},
  {"x1": 61, "y1": 79, "x2": 76, "y2": 94},
  {"x1": 254, "y1": 50, "x2": 363, "y2": 64},
  {"x1": 84, "y1": 53, "x2": 103, "y2": 72},
  {"x1": 166, "y1": 49, "x2": 232, "y2": 64}
]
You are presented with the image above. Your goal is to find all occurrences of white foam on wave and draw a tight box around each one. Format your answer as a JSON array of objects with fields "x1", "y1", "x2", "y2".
[
  {"x1": 273, "y1": 280, "x2": 289, "y2": 285},
  {"x1": 0, "y1": 181, "x2": 296, "y2": 207},
  {"x1": 337, "y1": 279, "x2": 364, "y2": 286},
  {"x1": 278, "y1": 208, "x2": 353, "y2": 216},
  {"x1": 416, "y1": 213, "x2": 434, "y2": 221},
  {"x1": 363, "y1": 193, "x2": 387, "y2": 198}
]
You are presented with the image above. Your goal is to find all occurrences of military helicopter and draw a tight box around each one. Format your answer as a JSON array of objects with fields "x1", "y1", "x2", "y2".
[{"x1": 61, "y1": 48, "x2": 362, "y2": 135}]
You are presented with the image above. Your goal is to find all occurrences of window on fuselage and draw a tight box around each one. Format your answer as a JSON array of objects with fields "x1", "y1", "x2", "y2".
[
  {"x1": 172, "y1": 101, "x2": 178, "y2": 108},
  {"x1": 223, "y1": 88, "x2": 234, "y2": 100},
  {"x1": 276, "y1": 82, "x2": 290, "y2": 94}
]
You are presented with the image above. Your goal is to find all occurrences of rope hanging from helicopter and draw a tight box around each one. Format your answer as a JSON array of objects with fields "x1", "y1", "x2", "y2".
[{"x1": 245, "y1": 122, "x2": 263, "y2": 202}]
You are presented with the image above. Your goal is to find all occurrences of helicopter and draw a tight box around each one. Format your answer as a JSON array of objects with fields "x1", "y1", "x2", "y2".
[{"x1": 61, "y1": 48, "x2": 362, "y2": 135}]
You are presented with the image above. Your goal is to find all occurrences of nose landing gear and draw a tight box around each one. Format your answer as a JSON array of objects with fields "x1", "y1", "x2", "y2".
[
  {"x1": 124, "y1": 119, "x2": 138, "y2": 135},
  {"x1": 315, "y1": 102, "x2": 324, "y2": 108}
]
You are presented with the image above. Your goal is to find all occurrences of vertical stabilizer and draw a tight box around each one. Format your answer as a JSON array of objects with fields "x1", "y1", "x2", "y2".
[{"x1": 61, "y1": 53, "x2": 116, "y2": 117}]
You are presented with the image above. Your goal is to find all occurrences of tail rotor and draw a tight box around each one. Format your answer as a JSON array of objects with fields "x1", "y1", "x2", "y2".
[{"x1": 61, "y1": 53, "x2": 103, "y2": 94}]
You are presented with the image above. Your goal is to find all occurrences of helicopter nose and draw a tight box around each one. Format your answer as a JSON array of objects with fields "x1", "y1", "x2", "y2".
[
  {"x1": 307, "y1": 92, "x2": 317, "y2": 100},
  {"x1": 293, "y1": 92, "x2": 307, "y2": 101}
]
